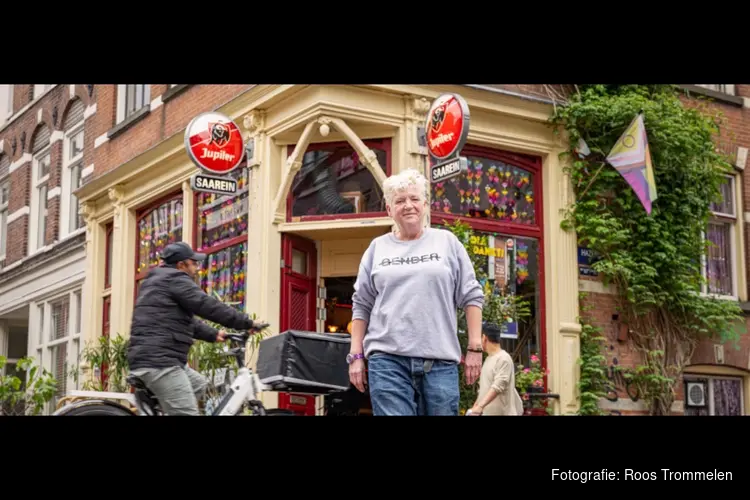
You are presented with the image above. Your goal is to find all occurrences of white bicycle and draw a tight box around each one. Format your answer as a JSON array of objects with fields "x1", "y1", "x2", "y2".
[{"x1": 54, "y1": 330, "x2": 289, "y2": 416}]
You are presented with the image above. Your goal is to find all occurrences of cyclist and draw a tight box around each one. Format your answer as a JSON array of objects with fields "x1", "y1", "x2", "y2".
[{"x1": 127, "y1": 241, "x2": 267, "y2": 415}]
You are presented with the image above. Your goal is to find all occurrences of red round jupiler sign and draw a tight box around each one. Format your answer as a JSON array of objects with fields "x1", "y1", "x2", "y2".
[
  {"x1": 184, "y1": 112, "x2": 244, "y2": 174},
  {"x1": 425, "y1": 93, "x2": 470, "y2": 160}
]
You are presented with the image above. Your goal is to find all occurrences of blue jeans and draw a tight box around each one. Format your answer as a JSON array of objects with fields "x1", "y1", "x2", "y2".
[{"x1": 367, "y1": 352, "x2": 459, "y2": 416}]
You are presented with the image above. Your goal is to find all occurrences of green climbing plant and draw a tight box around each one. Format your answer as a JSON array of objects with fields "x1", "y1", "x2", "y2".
[
  {"x1": 576, "y1": 293, "x2": 608, "y2": 416},
  {"x1": 551, "y1": 84, "x2": 744, "y2": 415}
]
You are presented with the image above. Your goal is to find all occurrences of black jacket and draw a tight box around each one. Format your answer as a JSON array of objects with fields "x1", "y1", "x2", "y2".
[{"x1": 127, "y1": 265, "x2": 255, "y2": 370}]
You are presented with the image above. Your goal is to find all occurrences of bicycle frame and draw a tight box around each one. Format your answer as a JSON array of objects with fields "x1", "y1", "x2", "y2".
[{"x1": 209, "y1": 367, "x2": 270, "y2": 415}]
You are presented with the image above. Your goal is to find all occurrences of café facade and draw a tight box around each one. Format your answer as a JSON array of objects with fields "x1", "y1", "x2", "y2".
[{"x1": 74, "y1": 84, "x2": 581, "y2": 414}]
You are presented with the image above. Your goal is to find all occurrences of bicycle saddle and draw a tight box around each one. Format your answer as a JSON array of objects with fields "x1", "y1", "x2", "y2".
[
  {"x1": 126, "y1": 374, "x2": 149, "y2": 390},
  {"x1": 127, "y1": 375, "x2": 161, "y2": 415}
]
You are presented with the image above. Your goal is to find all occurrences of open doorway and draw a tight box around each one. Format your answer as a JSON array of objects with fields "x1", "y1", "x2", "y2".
[{"x1": 322, "y1": 276, "x2": 372, "y2": 416}]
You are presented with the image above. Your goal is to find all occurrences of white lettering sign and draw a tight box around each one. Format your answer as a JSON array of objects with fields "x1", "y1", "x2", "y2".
[
  {"x1": 190, "y1": 174, "x2": 238, "y2": 195},
  {"x1": 200, "y1": 148, "x2": 236, "y2": 163},
  {"x1": 429, "y1": 132, "x2": 455, "y2": 151}
]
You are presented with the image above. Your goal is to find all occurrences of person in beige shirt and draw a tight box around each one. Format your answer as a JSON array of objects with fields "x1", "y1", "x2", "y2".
[{"x1": 467, "y1": 323, "x2": 524, "y2": 416}]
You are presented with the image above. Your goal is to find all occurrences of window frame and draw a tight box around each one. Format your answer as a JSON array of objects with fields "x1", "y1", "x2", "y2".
[
  {"x1": 192, "y1": 163, "x2": 250, "y2": 306},
  {"x1": 284, "y1": 138, "x2": 392, "y2": 223},
  {"x1": 701, "y1": 173, "x2": 739, "y2": 299},
  {"x1": 0, "y1": 84, "x2": 12, "y2": 125},
  {"x1": 683, "y1": 373, "x2": 745, "y2": 416},
  {"x1": 116, "y1": 84, "x2": 150, "y2": 124},
  {"x1": 29, "y1": 145, "x2": 51, "y2": 252},
  {"x1": 0, "y1": 176, "x2": 8, "y2": 261},
  {"x1": 99, "y1": 222, "x2": 113, "y2": 388},
  {"x1": 429, "y1": 144, "x2": 544, "y2": 240},
  {"x1": 429, "y1": 143, "x2": 547, "y2": 390},
  {"x1": 32, "y1": 84, "x2": 55, "y2": 100},
  {"x1": 60, "y1": 122, "x2": 85, "y2": 237},
  {"x1": 33, "y1": 288, "x2": 83, "y2": 413}
]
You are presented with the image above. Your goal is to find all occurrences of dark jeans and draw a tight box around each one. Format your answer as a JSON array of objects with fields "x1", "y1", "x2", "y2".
[{"x1": 367, "y1": 352, "x2": 459, "y2": 416}]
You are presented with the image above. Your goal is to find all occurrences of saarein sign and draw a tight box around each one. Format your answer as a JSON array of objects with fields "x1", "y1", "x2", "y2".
[
  {"x1": 184, "y1": 111, "x2": 245, "y2": 196},
  {"x1": 425, "y1": 93, "x2": 471, "y2": 183}
]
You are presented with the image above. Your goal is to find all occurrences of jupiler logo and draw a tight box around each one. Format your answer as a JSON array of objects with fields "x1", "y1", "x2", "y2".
[
  {"x1": 430, "y1": 102, "x2": 446, "y2": 132},
  {"x1": 209, "y1": 122, "x2": 231, "y2": 147}
]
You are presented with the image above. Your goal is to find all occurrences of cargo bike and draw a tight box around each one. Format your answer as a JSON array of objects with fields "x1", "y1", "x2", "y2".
[{"x1": 53, "y1": 329, "x2": 353, "y2": 416}]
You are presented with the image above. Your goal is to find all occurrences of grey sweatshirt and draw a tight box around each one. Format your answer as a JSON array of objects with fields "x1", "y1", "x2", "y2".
[{"x1": 352, "y1": 227, "x2": 485, "y2": 363}]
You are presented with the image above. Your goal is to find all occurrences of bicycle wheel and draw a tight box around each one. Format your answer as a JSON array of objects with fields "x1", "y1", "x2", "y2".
[{"x1": 56, "y1": 403, "x2": 135, "y2": 416}]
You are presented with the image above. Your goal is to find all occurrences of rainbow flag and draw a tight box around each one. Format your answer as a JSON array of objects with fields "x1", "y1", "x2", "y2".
[{"x1": 605, "y1": 113, "x2": 658, "y2": 214}]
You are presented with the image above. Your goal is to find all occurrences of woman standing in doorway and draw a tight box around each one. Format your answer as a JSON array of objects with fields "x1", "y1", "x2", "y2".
[{"x1": 348, "y1": 168, "x2": 485, "y2": 416}]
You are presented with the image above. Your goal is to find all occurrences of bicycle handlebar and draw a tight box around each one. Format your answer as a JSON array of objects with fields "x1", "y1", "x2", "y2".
[{"x1": 225, "y1": 333, "x2": 249, "y2": 343}]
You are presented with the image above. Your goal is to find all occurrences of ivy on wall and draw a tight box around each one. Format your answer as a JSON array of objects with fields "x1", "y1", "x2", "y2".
[{"x1": 551, "y1": 84, "x2": 744, "y2": 415}]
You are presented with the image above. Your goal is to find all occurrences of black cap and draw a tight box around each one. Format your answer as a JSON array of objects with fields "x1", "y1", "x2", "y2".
[{"x1": 161, "y1": 242, "x2": 206, "y2": 265}]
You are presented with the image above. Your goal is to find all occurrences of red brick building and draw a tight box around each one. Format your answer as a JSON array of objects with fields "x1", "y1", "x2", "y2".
[
  {"x1": 582, "y1": 84, "x2": 750, "y2": 416},
  {"x1": 0, "y1": 84, "x2": 95, "y2": 411}
]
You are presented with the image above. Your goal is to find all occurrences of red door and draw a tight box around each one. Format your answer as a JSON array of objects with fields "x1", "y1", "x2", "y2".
[
  {"x1": 279, "y1": 234, "x2": 318, "y2": 415},
  {"x1": 280, "y1": 234, "x2": 317, "y2": 331}
]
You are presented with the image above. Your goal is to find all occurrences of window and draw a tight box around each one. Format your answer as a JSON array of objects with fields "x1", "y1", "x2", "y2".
[
  {"x1": 35, "y1": 289, "x2": 82, "y2": 413},
  {"x1": 430, "y1": 151, "x2": 537, "y2": 228},
  {"x1": 105, "y1": 223, "x2": 113, "y2": 289},
  {"x1": 430, "y1": 144, "x2": 545, "y2": 374},
  {"x1": 61, "y1": 100, "x2": 85, "y2": 236},
  {"x1": 683, "y1": 375, "x2": 745, "y2": 416},
  {"x1": 0, "y1": 84, "x2": 12, "y2": 125},
  {"x1": 116, "y1": 84, "x2": 150, "y2": 124},
  {"x1": 135, "y1": 192, "x2": 183, "y2": 293},
  {"x1": 0, "y1": 176, "x2": 8, "y2": 261},
  {"x1": 194, "y1": 165, "x2": 249, "y2": 310},
  {"x1": 287, "y1": 139, "x2": 391, "y2": 222},
  {"x1": 32, "y1": 85, "x2": 55, "y2": 100},
  {"x1": 702, "y1": 174, "x2": 737, "y2": 296},
  {"x1": 100, "y1": 222, "x2": 113, "y2": 386},
  {"x1": 30, "y1": 126, "x2": 51, "y2": 251},
  {"x1": 696, "y1": 84, "x2": 735, "y2": 96}
]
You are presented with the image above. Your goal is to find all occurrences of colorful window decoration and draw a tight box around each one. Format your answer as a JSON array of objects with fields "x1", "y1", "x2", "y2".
[
  {"x1": 198, "y1": 242, "x2": 247, "y2": 311},
  {"x1": 450, "y1": 227, "x2": 540, "y2": 366},
  {"x1": 136, "y1": 197, "x2": 183, "y2": 275},
  {"x1": 431, "y1": 156, "x2": 535, "y2": 225},
  {"x1": 195, "y1": 167, "x2": 249, "y2": 313},
  {"x1": 196, "y1": 168, "x2": 249, "y2": 251}
]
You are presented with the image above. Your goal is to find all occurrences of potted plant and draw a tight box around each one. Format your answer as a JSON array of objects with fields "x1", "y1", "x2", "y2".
[{"x1": 515, "y1": 353, "x2": 551, "y2": 415}]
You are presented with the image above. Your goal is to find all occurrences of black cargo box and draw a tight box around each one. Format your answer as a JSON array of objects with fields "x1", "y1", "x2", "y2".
[{"x1": 256, "y1": 330, "x2": 351, "y2": 394}]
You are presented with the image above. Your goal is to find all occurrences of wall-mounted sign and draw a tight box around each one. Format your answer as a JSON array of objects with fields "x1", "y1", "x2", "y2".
[
  {"x1": 426, "y1": 93, "x2": 471, "y2": 183},
  {"x1": 184, "y1": 111, "x2": 244, "y2": 175},
  {"x1": 190, "y1": 173, "x2": 238, "y2": 196},
  {"x1": 578, "y1": 245, "x2": 600, "y2": 277}
]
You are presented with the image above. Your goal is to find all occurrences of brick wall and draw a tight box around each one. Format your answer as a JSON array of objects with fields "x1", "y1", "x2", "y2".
[
  {"x1": 0, "y1": 84, "x2": 95, "y2": 267},
  {"x1": 92, "y1": 84, "x2": 252, "y2": 178}
]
